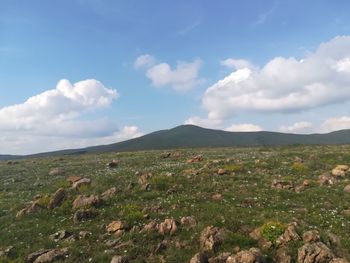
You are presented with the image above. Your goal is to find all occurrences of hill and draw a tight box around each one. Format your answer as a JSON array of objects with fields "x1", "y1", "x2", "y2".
[{"x1": 2, "y1": 125, "x2": 350, "y2": 159}]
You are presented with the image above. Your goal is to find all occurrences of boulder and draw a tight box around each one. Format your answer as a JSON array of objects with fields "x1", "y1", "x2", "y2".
[
  {"x1": 73, "y1": 209, "x2": 97, "y2": 223},
  {"x1": 302, "y1": 230, "x2": 321, "y2": 243},
  {"x1": 16, "y1": 201, "x2": 43, "y2": 219},
  {"x1": 101, "y1": 187, "x2": 118, "y2": 200},
  {"x1": 187, "y1": 155, "x2": 203, "y2": 163},
  {"x1": 199, "y1": 226, "x2": 225, "y2": 253},
  {"x1": 276, "y1": 222, "x2": 301, "y2": 246},
  {"x1": 297, "y1": 242, "x2": 334, "y2": 263},
  {"x1": 26, "y1": 248, "x2": 68, "y2": 263},
  {"x1": 106, "y1": 220, "x2": 129, "y2": 233},
  {"x1": 110, "y1": 255, "x2": 129, "y2": 263},
  {"x1": 190, "y1": 253, "x2": 209, "y2": 263},
  {"x1": 275, "y1": 247, "x2": 292, "y2": 263},
  {"x1": 226, "y1": 248, "x2": 263, "y2": 263},
  {"x1": 47, "y1": 188, "x2": 66, "y2": 209},
  {"x1": 158, "y1": 218, "x2": 178, "y2": 235},
  {"x1": 72, "y1": 178, "x2": 91, "y2": 190},
  {"x1": 72, "y1": 195, "x2": 100, "y2": 209},
  {"x1": 331, "y1": 165, "x2": 349, "y2": 177}
]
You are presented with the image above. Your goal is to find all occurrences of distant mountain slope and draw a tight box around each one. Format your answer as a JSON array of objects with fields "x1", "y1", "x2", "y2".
[{"x1": 2, "y1": 125, "x2": 350, "y2": 160}]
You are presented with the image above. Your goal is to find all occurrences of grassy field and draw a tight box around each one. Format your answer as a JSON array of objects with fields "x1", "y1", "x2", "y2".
[{"x1": 1, "y1": 145, "x2": 350, "y2": 262}]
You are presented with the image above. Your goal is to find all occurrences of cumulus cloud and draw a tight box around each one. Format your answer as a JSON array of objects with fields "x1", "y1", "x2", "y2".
[
  {"x1": 221, "y1": 58, "x2": 255, "y2": 70},
  {"x1": 0, "y1": 79, "x2": 142, "y2": 155},
  {"x1": 279, "y1": 121, "x2": 313, "y2": 133},
  {"x1": 320, "y1": 116, "x2": 350, "y2": 133},
  {"x1": 202, "y1": 36, "x2": 350, "y2": 120},
  {"x1": 225, "y1": 123, "x2": 262, "y2": 132},
  {"x1": 135, "y1": 54, "x2": 203, "y2": 91},
  {"x1": 134, "y1": 54, "x2": 156, "y2": 69}
]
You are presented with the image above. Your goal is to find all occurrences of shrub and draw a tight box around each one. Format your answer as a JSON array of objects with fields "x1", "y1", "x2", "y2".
[{"x1": 260, "y1": 221, "x2": 286, "y2": 244}]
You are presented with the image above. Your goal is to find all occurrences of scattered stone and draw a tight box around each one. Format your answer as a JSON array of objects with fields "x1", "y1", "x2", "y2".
[
  {"x1": 72, "y1": 178, "x2": 91, "y2": 190},
  {"x1": 49, "y1": 230, "x2": 72, "y2": 242},
  {"x1": 49, "y1": 168, "x2": 65, "y2": 176},
  {"x1": 72, "y1": 195, "x2": 100, "y2": 209},
  {"x1": 217, "y1": 169, "x2": 226, "y2": 175},
  {"x1": 16, "y1": 201, "x2": 43, "y2": 219},
  {"x1": 302, "y1": 230, "x2": 321, "y2": 243},
  {"x1": 158, "y1": 218, "x2": 178, "y2": 235},
  {"x1": 66, "y1": 176, "x2": 82, "y2": 184},
  {"x1": 318, "y1": 173, "x2": 337, "y2": 186},
  {"x1": 332, "y1": 165, "x2": 349, "y2": 177},
  {"x1": 161, "y1": 152, "x2": 171, "y2": 158},
  {"x1": 275, "y1": 247, "x2": 292, "y2": 263},
  {"x1": 211, "y1": 194, "x2": 223, "y2": 201},
  {"x1": 101, "y1": 187, "x2": 118, "y2": 200},
  {"x1": 271, "y1": 179, "x2": 294, "y2": 190},
  {"x1": 343, "y1": 185, "x2": 350, "y2": 193},
  {"x1": 226, "y1": 248, "x2": 263, "y2": 263},
  {"x1": 110, "y1": 255, "x2": 129, "y2": 263},
  {"x1": 297, "y1": 242, "x2": 334, "y2": 263},
  {"x1": 190, "y1": 252, "x2": 209, "y2": 263},
  {"x1": 47, "y1": 188, "x2": 66, "y2": 209},
  {"x1": 26, "y1": 248, "x2": 68, "y2": 263},
  {"x1": 276, "y1": 222, "x2": 301, "y2": 246},
  {"x1": 180, "y1": 216, "x2": 197, "y2": 228},
  {"x1": 73, "y1": 209, "x2": 97, "y2": 223},
  {"x1": 199, "y1": 226, "x2": 225, "y2": 252},
  {"x1": 107, "y1": 160, "x2": 119, "y2": 168},
  {"x1": 187, "y1": 155, "x2": 203, "y2": 163},
  {"x1": 106, "y1": 220, "x2": 129, "y2": 235}
]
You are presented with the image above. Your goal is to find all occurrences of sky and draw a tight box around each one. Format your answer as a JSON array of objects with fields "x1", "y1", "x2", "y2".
[{"x1": 2, "y1": 0, "x2": 350, "y2": 154}]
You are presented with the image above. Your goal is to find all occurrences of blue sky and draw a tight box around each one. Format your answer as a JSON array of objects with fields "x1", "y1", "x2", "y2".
[{"x1": 2, "y1": 0, "x2": 350, "y2": 154}]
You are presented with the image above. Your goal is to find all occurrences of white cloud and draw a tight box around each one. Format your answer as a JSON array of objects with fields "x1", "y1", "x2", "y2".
[
  {"x1": 134, "y1": 54, "x2": 156, "y2": 69},
  {"x1": 135, "y1": 54, "x2": 203, "y2": 91},
  {"x1": 225, "y1": 123, "x2": 262, "y2": 132},
  {"x1": 221, "y1": 58, "x2": 255, "y2": 70},
  {"x1": 279, "y1": 121, "x2": 313, "y2": 133},
  {"x1": 202, "y1": 36, "x2": 350, "y2": 120},
  {"x1": 0, "y1": 79, "x2": 142, "y2": 155},
  {"x1": 184, "y1": 116, "x2": 222, "y2": 129},
  {"x1": 320, "y1": 116, "x2": 350, "y2": 133}
]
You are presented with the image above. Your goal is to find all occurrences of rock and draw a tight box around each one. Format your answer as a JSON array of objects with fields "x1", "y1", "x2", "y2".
[
  {"x1": 49, "y1": 230, "x2": 72, "y2": 242},
  {"x1": 138, "y1": 172, "x2": 152, "y2": 191},
  {"x1": 343, "y1": 209, "x2": 350, "y2": 217},
  {"x1": 271, "y1": 179, "x2": 294, "y2": 190},
  {"x1": 190, "y1": 253, "x2": 209, "y2": 263},
  {"x1": 303, "y1": 180, "x2": 310, "y2": 186},
  {"x1": 226, "y1": 248, "x2": 263, "y2": 263},
  {"x1": 297, "y1": 242, "x2": 334, "y2": 263},
  {"x1": 49, "y1": 168, "x2": 64, "y2": 176},
  {"x1": 66, "y1": 176, "x2": 82, "y2": 184},
  {"x1": 110, "y1": 255, "x2": 129, "y2": 263},
  {"x1": 217, "y1": 169, "x2": 227, "y2": 175},
  {"x1": 187, "y1": 155, "x2": 203, "y2": 163},
  {"x1": 180, "y1": 216, "x2": 197, "y2": 228},
  {"x1": 107, "y1": 160, "x2": 119, "y2": 168},
  {"x1": 0, "y1": 246, "x2": 15, "y2": 258},
  {"x1": 199, "y1": 226, "x2": 225, "y2": 253},
  {"x1": 327, "y1": 232, "x2": 341, "y2": 247},
  {"x1": 275, "y1": 247, "x2": 292, "y2": 263},
  {"x1": 331, "y1": 165, "x2": 349, "y2": 177},
  {"x1": 161, "y1": 152, "x2": 171, "y2": 158},
  {"x1": 73, "y1": 209, "x2": 97, "y2": 223},
  {"x1": 211, "y1": 194, "x2": 223, "y2": 201},
  {"x1": 72, "y1": 195, "x2": 100, "y2": 209},
  {"x1": 330, "y1": 259, "x2": 350, "y2": 263},
  {"x1": 208, "y1": 252, "x2": 231, "y2": 263},
  {"x1": 302, "y1": 230, "x2": 321, "y2": 243},
  {"x1": 78, "y1": 231, "x2": 91, "y2": 239},
  {"x1": 158, "y1": 218, "x2": 178, "y2": 235},
  {"x1": 318, "y1": 173, "x2": 337, "y2": 186},
  {"x1": 26, "y1": 248, "x2": 68, "y2": 263},
  {"x1": 142, "y1": 221, "x2": 158, "y2": 232},
  {"x1": 276, "y1": 222, "x2": 301, "y2": 246},
  {"x1": 47, "y1": 188, "x2": 66, "y2": 209},
  {"x1": 344, "y1": 185, "x2": 350, "y2": 193},
  {"x1": 16, "y1": 201, "x2": 43, "y2": 219},
  {"x1": 106, "y1": 220, "x2": 129, "y2": 233},
  {"x1": 249, "y1": 228, "x2": 262, "y2": 241},
  {"x1": 72, "y1": 178, "x2": 91, "y2": 190},
  {"x1": 101, "y1": 187, "x2": 118, "y2": 200}
]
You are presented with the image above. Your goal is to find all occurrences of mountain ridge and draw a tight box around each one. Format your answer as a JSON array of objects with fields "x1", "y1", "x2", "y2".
[{"x1": 1, "y1": 124, "x2": 350, "y2": 160}]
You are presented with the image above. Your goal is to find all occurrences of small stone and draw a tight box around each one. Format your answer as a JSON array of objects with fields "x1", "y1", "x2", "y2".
[
  {"x1": 72, "y1": 178, "x2": 91, "y2": 190},
  {"x1": 73, "y1": 209, "x2": 97, "y2": 223},
  {"x1": 187, "y1": 155, "x2": 203, "y2": 163},
  {"x1": 211, "y1": 194, "x2": 223, "y2": 201},
  {"x1": 332, "y1": 165, "x2": 349, "y2": 177},
  {"x1": 72, "y1": 195, "x2": 100, "y2": 209},
  {"x1": 49, "y1": 168, "x2": 65, "y2": 176},
  {"x1": 217, "y1": 169, "x2": 226, "y2": 175},
  {"x1": 49, "y1": 230, "x2": 72, "y2": 242},
  {"x1": 110, "y1": 255, "x2": 129, "y2": 263},
  {"x1": 101, "y1": 187, "x2": 118, "y2": 200},
  {"x1": 199, "y1": 226, "x2": 225, "y2": 253},
  {"x1": 106, "y1": 221, "x2": 129, "y2": 233},
  {"x1": 344, "y1": 185, "x2": 350, "y2": 193},
  {"x1": 226, "y1": 248, "x2": 263, "y2": 263},
  {"x1": 158, "y1": 218, "x2": 177, "y2": 235},
  {"x1": 302, "y1": 230, "x2": 320, "y2": 243},
  {"x1": 107, "y1": 160, "x2": 119, "y2": 168},
  {"x1": 66, "y1": 176, "x2": 82, "y2": 184},
  {"x1": 180, "y1": 216, "x2": 197, "y2": 228},
  {"x1": 190, "y1": 253, "x2": 208, "y2": 263}
]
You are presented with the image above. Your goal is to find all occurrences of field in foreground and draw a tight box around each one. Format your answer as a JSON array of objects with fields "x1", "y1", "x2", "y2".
[{"x1": 1, "y1": 146, "x2": 350, "y2": 262}]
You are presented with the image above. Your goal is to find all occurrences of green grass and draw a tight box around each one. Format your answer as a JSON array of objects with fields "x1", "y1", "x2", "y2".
[{"x1": 0, "y1": 146, "x2": 350, "y2": 262}]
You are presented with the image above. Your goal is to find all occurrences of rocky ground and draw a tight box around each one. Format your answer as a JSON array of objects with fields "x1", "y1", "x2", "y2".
[{"x1": 1, "y1": 146, "x2": 350, "y2": 262}]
